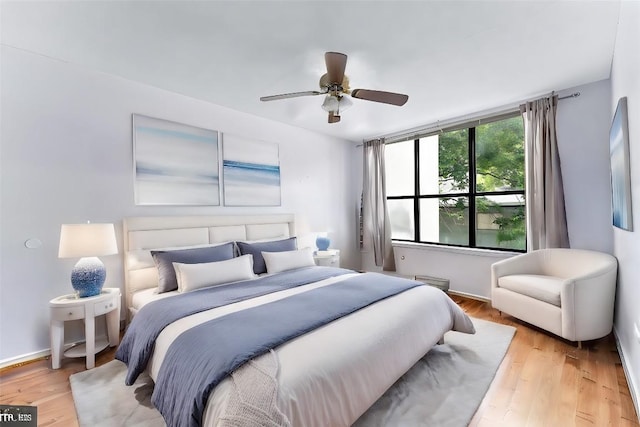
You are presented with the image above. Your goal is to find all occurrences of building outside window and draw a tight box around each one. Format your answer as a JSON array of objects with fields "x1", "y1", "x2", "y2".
[{"x1": 385, "y1": 113, "x2": 526, "y2": 251}]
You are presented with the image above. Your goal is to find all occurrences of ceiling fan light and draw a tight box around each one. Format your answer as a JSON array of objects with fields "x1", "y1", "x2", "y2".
[
  {"x1": 338, "y1": 95, "x2": 353, "y2": 111},
  {"x1": 321, "y1": 95, "x2": 340, "y2": 112}
]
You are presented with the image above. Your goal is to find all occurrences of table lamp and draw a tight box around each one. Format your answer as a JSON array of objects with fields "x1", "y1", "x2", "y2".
[
  {"x1": 58, "y1": 223, "x2": 118, "y2": 298},
  {"x1": 315, "y1": 232, "x2": 331, "y2": 252}
]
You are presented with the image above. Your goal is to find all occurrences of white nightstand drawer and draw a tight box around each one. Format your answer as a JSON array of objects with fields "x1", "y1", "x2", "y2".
[
  {"x1": 323, "y1": 257, "x2": 339, "y2": 267},
  {"x1": 51, "y1": 305, "x2": 85, "y2": 321},
  {"x1": 314, "y1": 250, "x2": 340, "y2": 268},
  {"x1": 94, "y1": 299, "x2": 117, "y2": 316}
]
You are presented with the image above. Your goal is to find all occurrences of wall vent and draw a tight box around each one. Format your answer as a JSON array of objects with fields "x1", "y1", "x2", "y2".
[{"x1": 414, "y1": 275, "x2": 450, "y2": 292}]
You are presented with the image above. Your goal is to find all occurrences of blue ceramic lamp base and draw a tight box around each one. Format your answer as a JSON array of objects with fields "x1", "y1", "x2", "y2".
[
  {"x1": 316, "y1": 236, "x2": 331, "y2": 251},
  {"x1": 71, "y1": 257, "x2": 106, "y2": 298}
]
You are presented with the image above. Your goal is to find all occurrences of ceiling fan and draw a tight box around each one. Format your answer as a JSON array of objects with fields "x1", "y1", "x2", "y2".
[{"x1": 260, "y1": 52, "x2": 409, "y2": 124}]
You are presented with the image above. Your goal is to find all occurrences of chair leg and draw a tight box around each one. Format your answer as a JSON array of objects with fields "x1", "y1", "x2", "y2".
[{"x1": 577, "y1": 341, "x2": 582, "y2": 350}]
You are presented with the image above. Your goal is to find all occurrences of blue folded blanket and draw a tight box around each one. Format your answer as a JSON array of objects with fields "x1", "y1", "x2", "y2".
[{"x1": 116, "y1": 266, "x2": 352, "y2": 385}]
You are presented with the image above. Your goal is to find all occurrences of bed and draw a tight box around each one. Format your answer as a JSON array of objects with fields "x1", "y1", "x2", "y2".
[{"x1": 117, "y1": 214, "x2": 475, "y2": 427}]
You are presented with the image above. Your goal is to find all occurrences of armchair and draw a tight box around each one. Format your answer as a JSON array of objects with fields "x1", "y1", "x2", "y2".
[{"x1": 491, "y1": 248, "x2": 617, "y2": 347}]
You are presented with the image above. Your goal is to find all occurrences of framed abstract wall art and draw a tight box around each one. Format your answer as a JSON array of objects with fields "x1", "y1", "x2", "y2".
[
  {"x1": 609, "y1": 97, "x2": 633, "y2": 231},
  {"x1": 133, "y1": 114, "x2": 220, "y2": 205},
  {"x1": 222, "y1": 134, "x2": 281, "y2": 206}
]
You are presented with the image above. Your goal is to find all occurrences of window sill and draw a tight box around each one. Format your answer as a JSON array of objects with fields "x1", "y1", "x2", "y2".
[{"x1": 391, "y1": 241, "x2": 521, "y2": 258}]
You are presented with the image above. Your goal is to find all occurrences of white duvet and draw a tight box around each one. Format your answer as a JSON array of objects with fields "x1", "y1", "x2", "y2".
[{"x1": 141, "y1": 273, "x2": 475, "y2": 426}]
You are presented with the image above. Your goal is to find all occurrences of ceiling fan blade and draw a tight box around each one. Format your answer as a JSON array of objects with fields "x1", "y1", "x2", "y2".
[
  {"x1": 260, "y1": 91, "x2": 324, "y2": 102},
  {"x1": 351, "y1": 89, "x2": 409, "y2": 106},
  {"x1": 325, "y1": 52, "x2": 348, "y2": 85},
  {"x1": 328, "y1": 112, "x2": 341, "y2": 123}
]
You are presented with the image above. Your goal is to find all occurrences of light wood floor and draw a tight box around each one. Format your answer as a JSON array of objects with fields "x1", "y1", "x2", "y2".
[{"x1": 0, "y1": 296, "x2": 638, "y2": 426}]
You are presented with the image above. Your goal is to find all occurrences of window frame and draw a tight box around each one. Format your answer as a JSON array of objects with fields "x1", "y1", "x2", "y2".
[{"x1": 386, "y1": 112, "x2": 526, "y2": 252}]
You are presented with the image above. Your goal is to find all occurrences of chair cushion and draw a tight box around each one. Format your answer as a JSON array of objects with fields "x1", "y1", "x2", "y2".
[{"x1": 497, "y1": 274, "x2": 563, "y2": 307}]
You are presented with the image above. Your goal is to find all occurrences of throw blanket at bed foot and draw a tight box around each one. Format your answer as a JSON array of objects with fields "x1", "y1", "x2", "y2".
[
  {"x1": 146, "y1": 272, "x2": 422, "y2": 427},
  {"x1": 218, "y1": 350, "x2": 291, "y2": 427}
]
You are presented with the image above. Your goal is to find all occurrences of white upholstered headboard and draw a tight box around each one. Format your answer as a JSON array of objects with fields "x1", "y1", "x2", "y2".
[{"x1": 122, "y1": 214, "x2": 295, "y2": 317}]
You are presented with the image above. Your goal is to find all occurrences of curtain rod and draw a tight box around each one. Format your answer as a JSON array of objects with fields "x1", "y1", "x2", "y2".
[
  {"x1": 358, "y1": 91, "x2": 581, "y2": 146},
  {"x1": 558, "y1": 92, "x2": 581, "y2": 100}
]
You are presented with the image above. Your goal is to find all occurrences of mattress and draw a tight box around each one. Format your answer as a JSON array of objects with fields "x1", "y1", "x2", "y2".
[{"x1": 131, "y1": 287, "x2": 178, "y2": 311}]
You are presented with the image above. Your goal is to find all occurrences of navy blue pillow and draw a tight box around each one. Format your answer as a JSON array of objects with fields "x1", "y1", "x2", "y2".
[
  {"x1": 236, "y1": 237, "x2": 297, "y2": 275},
  {"x1": 151, "y1": 243, "x2": 236, "y2": 293}
]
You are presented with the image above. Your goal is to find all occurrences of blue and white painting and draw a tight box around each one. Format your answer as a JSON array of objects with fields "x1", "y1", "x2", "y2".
[
  {"x1": 223, "y1": 134, "x2": 281, "y2": 206},
  {"x1": 133, "y1": 114, "x2": 219, "y2": 205},
  {"x1": 610, "y1": 97, "x2": 633, "y2": 231}
]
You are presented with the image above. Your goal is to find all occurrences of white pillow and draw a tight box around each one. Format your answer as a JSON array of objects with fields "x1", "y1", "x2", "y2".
[
  {"x1": 173, "y1": 254, "x2": 255, "y2": 293},
  {"x1": 262, "y1": 248, "x2": 316, "y2": 274}
]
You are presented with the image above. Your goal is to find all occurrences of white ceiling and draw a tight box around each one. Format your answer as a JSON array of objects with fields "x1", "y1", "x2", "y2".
[{"x1": 1, "y1": 1, "x2": 621, "y2": 142}]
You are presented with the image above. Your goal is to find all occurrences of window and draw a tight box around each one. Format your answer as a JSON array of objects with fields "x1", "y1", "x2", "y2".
[{"x1": 385, "y1": 114, "x2": 526, "y2": 251}]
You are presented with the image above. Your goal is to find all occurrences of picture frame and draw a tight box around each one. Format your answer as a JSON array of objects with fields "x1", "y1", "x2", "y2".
[
  {"x1": 222, "y1": 133, "x2": 281, "y2": 206},
  {"x1": 609, "y1": 97, "x2": 633, "y2": 231},
  {"x1": 133, "y1": 114, "x2": 220, "y2": 206}
]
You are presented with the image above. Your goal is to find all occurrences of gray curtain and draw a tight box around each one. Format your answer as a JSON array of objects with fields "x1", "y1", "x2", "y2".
[
  {"x1": 521, "y1": 95, "x2": 570, "y2": 250},
  {"x1": 362, "y1": 138, "x2": 395, "y2": 271}
]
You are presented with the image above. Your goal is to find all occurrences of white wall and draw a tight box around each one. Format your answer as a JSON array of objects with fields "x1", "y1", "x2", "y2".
[
  {"x1": 0, "y1": 46, "x2": 357, "y2": 363},
  {"x1": 556, "y1": 79, "x2": 613, "y2": 253},
  {"x1": 392, "y1": 243, "x2": 513, "y2": 299},
  {"x1": 610, "y1": 0, "x2": 640, "y2": 411},
  {"x1": 359, "y1": 78, "x2": 614, "y2": 299}
]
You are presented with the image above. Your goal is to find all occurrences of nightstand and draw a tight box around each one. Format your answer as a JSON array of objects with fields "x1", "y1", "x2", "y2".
[
  {"x1": 49, "y1": 287, "x2": 121, "y2": 369},
  {"x1": 314, "y1": 249, "x2": 340, "y2": 267}
]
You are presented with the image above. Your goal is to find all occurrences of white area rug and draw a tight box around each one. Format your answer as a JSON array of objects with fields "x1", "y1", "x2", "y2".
[{"x1": 70, "y1": 318, "x2": 515, "y2": 426}]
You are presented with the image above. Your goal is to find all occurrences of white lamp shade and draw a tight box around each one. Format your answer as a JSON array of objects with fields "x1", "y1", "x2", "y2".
[
  {"x1": 321, "y1": 95, "x2": 340, "y2": 112},
  {"x1": 338, "y1": 95, "x2": 353, "y2": 111},
  {"x1": 321, "y1": 95, "x2": 353, "y2": 113},
  {"x1": 58, "y1": 223, "x2": 118, "y2": 258}
]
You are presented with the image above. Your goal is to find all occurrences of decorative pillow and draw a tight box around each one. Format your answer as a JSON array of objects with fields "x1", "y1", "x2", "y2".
[
  {"x1": 127, "y1": 243, "x2": 219, "y2": 271},
  {"x1": 151, "y1": 242, "x2": 235, "y2": 293},
  {"x1": 173, "y1": 254, "x2": 255, "y2": 293},
  {"x1": 262, "y1": 248, "x2": 316, "y2": 274},
  {"x1": 236, "y1": 237, "x2": 297, "y2": 275}
]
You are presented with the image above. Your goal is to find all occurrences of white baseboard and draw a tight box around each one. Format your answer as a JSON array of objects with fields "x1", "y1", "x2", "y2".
[
  {"x1": 0, "y1": 349, "x2": 50, "y2": 370},
  {"x1": 614, "y1": 327, "x2": 640, "y2": 423},
  {"x1": 1, "y1": 321, "x2": 126, "y2": 370},
  {"x1": 447, "y1": 289, "x2": 491, "y2": 303},
  {"x1": 0, "y1": 328, "x2": 124, "y2": 370},
  {"x1": 376, "y1": 274, "x2": 491, "y2": 303}
]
